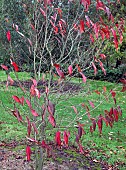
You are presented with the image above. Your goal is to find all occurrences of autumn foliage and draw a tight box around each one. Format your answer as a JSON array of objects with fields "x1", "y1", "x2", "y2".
[{"x1": 1, "y1": 0, "x2": 125, "y2": 167}]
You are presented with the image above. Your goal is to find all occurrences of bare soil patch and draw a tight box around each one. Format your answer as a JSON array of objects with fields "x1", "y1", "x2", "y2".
[
  {"x1": 0, "y1": 141, "x2": 124, "y2": 170},
  {"x1": 10, "y1": 79, "x2": 81, "y2": 94}
]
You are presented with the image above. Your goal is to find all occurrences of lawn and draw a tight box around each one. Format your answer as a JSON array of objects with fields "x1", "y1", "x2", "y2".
[{"x1": 0, "y1": 71, "x2": 126, "y2": 169}]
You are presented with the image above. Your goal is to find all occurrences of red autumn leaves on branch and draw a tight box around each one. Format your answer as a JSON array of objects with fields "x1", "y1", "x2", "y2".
[
  {"x1": 1, "y1": 64, "x2": 9, "y2": 70},
  {"x1": 6, "y1": 30, "x2": 11, "y2": 42},
  {"x1": 1, "y1": 60, "x2": 19, "y2": 72},
  {"x1": 26, "y1": 145, "x2": 31, "y2": 161},
  {"x1": 55, "y1": 130, "x2": 70, "y2": 147},
  {"x1": 26, "y1": 130, "x2": 70, "y2": 161},
  {"x1": 3, "y1": 0, "x2": 124, "y2": 163}
]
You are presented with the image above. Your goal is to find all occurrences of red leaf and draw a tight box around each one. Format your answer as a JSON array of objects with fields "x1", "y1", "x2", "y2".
[
  {"x1": 34, "y1": 88, "x2": 40, "y2": 99},
  {"x1": 100, "y1": 30, "x2": 105, "y2": 41},
  {"x1": 25, "y1": 99, "x2": 32, "y2": 109},
  {"x1": 103, "y1": 86, "x2": 106, "y2": 93},
  {"x1": 26, "y1": 145, "x2": 31, "y2": 161},
  {"x1": 51, "y1": 13, "x2": 57, "y2": 22},
  {"x1": 99, "y1": 16, "x2": 104, "y2": 24},
  {"x1": 54, "y1": 63, "x2": 60, "y2": 69},
  {"x1": 79, "y1": 20, "x2": 85, "y2": 34},
  {"x1": 110, "y1": 14, "x2": 114, "y2": 23},
  {"x1": 105, "y1": 115, "x2": 113, "y2": 128},
  {"x1": 94, "y1": 90, "x2": 100, "y2": 95},
  {"x1": 6, "y1": 30, "x2": 11, "y2": 42},
  {"x1": 77, "y1": 122, "x2": 85, "y2": 139},
  {"x1": 7, "y1": 75, "x2": 14, "y2": 86},
  {"x1": 71, "y1": 106, "x2": 78, "y2": 114},
  {"x1": 53, "y1": 26, "x2": 58, "y2": 34},
  {"x1": 31, "y1": 78, "x2": 37, "y2": 86},
  {"x1": 85, "y1": 15, "x2": 91, "y2": 28},
  {"x1": 93, "y1": 23, "x2": 99, "y2": 39},
  {"x1": 117, "y1": 106, "x2": 122, "y2": 116},
  {"x1": 92, "y1": 62, "x2": 97, "y2": 76},
  {"x1": 120, "y1": 79, "x2": 126, "y2": 85},
  {"x1": 58, "y1": 20, "x2": 66, "y2": 37},
  {"x1": 55, "y1": 131, "x2": 61, "y2": 146},
  {"x1": 113, "y1": 108, "x2": 119, "y2": 122},
  {"x1": 96, "y1": 0, "x2": 105, "y2": 11},
  {"x1": 90, "y1": 126, "x2": 93, "y2": 133},
  {"x1": 43, "y1": 0, "x2": 47, "y2": 7},
  {"x1": 111, "y1": 28, "x2": 118, "y2": 50},
  {"x1": 76, "y1": 64, "x2": 82, "y2": 72},
  {"x1": 45, "y1": 86, "x2": 49, "y2": 95},
  {"x1": 73, "y1": 23, "x2": 78, "y2": 31},
  {"x1": 75, "y1": 134, "x2": 80, "y2": 143},
  {"x1": 109, "y1": 107, "x2": 113, "y2": 116},
  {"x1": 48, "y1": 100, "x2": 55, "y2": 115},
  {"x1": 110, "y1": 89, "x2": 116, "y2": 98},
  {"x1": 30, "y1": 23, "x2": 35, "y2": 30},
  {"x1": 68, "y1": 65, "x2": 73, "y2": 75},
  {"x1": 49, "y1": 115, "x2": 56, "y2": 127},
  {"x1": 12, "y1": 96, "x2": 24, "y2": 105},
  {"x1": 26, "y1": 116, "x2": 31, "y2": 137},
  {"x1": 55, "y1": 68, "x2": 65, "y2": 79},
  {"x1": 1, "y1": 64, "x2": 8, "y2": 70},
  {"x1": 98, "y1": 59, "x2": 106, "y2": 75},
  {"x1": 20, "y1": 96, "x2": 24, "y2": 105},
  {"x1": 119, "y1": 34, "x2": 123, "y2": 44},
  {"x1": 78, "y1": 143, "x2": 84, "y2": 154},
  {"x1": 40, "y1": 7, "x2": 46, "y2": 17},
  {"x1": 78, "y1": 126, "x2": 83, "y2": 139},
  {"x1": 121, "y1": 86, "x2": 126, "y2": 92},
  {"x1": 12, "y1": 95, "x2": 21, "y2": 104},
  {"x1": 11, "y1": 61, "x2": 19, "y2": 72},
  {"x1": 12, "y1": 109, "x2": 23, "y2": 122},
  {"x1": 101, "y1": 26, "x2": 110, "y2": 39},
  {"x1": 64, "y1": 131, "x2": 70, "y2": 147},
  {"x1": 41, "y1": 140, "x2": 48, "y2": 149},
  {"x1": 30, "y1": 85, "x2": 36, "y2": 97},
  {"x1": 89, "y1": 101, "x2": 95, "y2": 108},
  {"x1": 31, "y1": 109, "x2": 39, "y2": 117},
  {"x1": 90, "y1": 33, "x2": 95, "y2": 43},
  {"x1": 30, "y1": 84, "x2": 36, "y2": 97},
  {"x1": 56, "y1": 8, "x2": 62, "y2": 18},
  {"x1": 102, "y1": 117, "x2": 109, "y2": 126},
  {"x1": 100, "y1": 54, "x2": 106, "y2": 60},
  {"x1": 92, "y1": 119, "x2": 96, "y2": 131},
  {"x1": 97, "y1": 115, "x2": 103, "y2": 134},
  {"x1": 80, "y1": 72, "x2": 87, "y2": 83},
  {"x1": 32, "y1": 122, "x2": 38, "y2": 134}
]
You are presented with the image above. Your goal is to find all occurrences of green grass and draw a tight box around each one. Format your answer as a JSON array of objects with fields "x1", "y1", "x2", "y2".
[
  {"x1": 0, "y1": 71, "x2": 31, "y2": 81},
  {"x1": 0, "y1": 71, "x2": 126, "y2": 166}
]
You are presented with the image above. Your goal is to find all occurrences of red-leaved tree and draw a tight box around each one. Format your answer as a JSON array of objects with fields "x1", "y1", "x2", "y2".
[{"x1": 1, "y1": 0, "x2": 125, "y2": 169}]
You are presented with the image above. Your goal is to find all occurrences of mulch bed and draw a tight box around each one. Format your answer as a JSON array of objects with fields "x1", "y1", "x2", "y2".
[
  {"x1": 0, "y1": 142, "x2": 112, "y2": 170},
  {"x1": 0, "y1": 141, "x2": 124, "y2": 170},
  {"x1": 9, "y1": 79, "x2": 82, "y2": 94}
]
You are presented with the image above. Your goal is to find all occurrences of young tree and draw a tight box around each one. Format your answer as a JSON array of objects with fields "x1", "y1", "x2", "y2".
[{"x1": 1, "y1": 0, "x2": 125, "y2": 169}]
